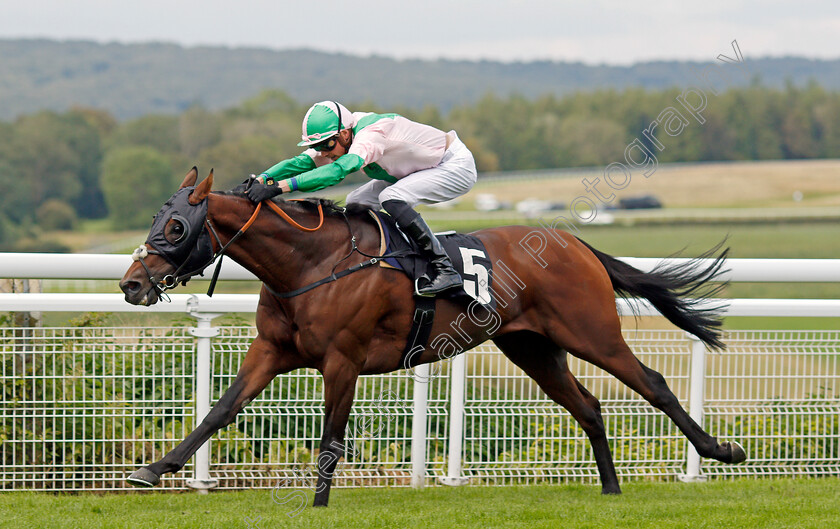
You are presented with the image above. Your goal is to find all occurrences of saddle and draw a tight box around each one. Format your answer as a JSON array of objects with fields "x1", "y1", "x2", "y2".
[
  {"x1": 368, "y1": 210, "x2": 496, "y2": 309},
  {"x1": 368, "y1": 210, "x2": 497, "y2": 369}
]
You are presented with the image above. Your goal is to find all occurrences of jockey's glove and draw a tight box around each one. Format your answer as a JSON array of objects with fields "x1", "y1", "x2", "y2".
[
  {"x1": 246, "y1": 177, "x2": 283, "y2": 203},
  {"x1": 231, "y1": 174, "x2": 258, "y2": 194}
]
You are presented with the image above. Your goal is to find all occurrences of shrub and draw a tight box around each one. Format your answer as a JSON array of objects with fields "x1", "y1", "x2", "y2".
[{"x1": 35, "y1": 199, "x2": 77, "y2": 231}]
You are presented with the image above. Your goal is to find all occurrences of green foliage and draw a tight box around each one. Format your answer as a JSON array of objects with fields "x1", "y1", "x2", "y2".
[
  {"x1": 3, "y1": 83, "x2": 840, "y2": 243},
  {"x1": 0, "y1": 212, "x2": 14, "y2": 248},
  {"x1": 101, "y1": 146, "x2": 174, "y2": 229},
  {"x1": 178, "y1": 106, "x2": 222, "y2": 158},
  {"x1": 70, "y1": 106, "x2": 118, "y2": 137},
  {"x1": 108, "y1": 114, "x2": 181, "y2": 154},
  {"x1": 230, "y1": 90, "x2": 303, "y2": 119},
  {"x1": 7, "y1": 39, "x2": 840, "y2": 121},
  {"x1": 722, "y1": 397, "x2": 840, "y2": 462},
  {"x1": 447, "y1": 84, "x2": 840, "y2": 170},
  {"x1": 552, "y1": 115, "x2": 627, "y2": 167},
  {"x1": 35, "y1": 199, "x2": 77, "y2": 231},
  {"x1": 66, "y1": 312, "x2": 111, "y2": 327},
  {"x1": 9, "y1": 237, "x2": 70, "y2": 253},
  {"x1": 0, "y1": 110, "x2": 105, "y2": 223},
  {"x1": 197, "y1": 136, "x2": 289, "y2": 190}
]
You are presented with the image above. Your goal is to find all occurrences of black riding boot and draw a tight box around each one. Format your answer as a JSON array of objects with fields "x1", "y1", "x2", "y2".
[{"x1": 382, "y1": 200, "x2": 463, "y2": 296}]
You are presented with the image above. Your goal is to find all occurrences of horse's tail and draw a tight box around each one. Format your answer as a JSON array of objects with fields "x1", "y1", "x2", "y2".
[{"x1": 577, "y1": 238, "x2": 730, "y2": 350}]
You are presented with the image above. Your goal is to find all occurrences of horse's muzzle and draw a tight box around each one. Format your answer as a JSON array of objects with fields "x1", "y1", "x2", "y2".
[
  {"x1": 120, "y1": 277, "x2": 159, "y2": 306},
  {"x1": 120, "y1": 261, "x2": 163, "y2": 306}
]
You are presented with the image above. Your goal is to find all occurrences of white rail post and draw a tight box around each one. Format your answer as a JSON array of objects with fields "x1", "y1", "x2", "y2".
[
  {"x1": 439, "y1": 353, "x2": 469, "y2": 486},
  {"x1": 410, "y1": 364, "x2": 430, "y2": 489},
  {"x1": 679, "y1": 333, "x2": 709, "y2": 483},
  {"x1": 186, "y1": 310, "x2": 221, "y2": 493}
]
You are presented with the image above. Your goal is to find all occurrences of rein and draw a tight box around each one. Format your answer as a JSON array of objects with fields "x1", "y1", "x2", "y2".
[
  {"x1": 204, "y1": 199, "x2": 325, "y2": 296},
  {"x1": 265, "y1": 199, "x2": 325, "y2": 232}
]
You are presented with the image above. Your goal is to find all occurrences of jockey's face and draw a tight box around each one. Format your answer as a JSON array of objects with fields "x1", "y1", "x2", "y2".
[{"x1": 321, "y1": 129, "x2": 352, "y2": 160}]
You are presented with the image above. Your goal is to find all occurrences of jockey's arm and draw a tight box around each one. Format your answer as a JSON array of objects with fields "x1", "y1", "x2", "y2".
[
  {"x1": 271, "y1": 154, "x2": 364, "y2": 193},
  {"x1": 259, "y1": 153, "x2": 318, "y2": 182}
]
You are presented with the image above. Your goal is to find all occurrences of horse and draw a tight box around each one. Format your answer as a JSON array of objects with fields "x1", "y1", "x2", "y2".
[{"x1": 119, "y1": 167, "x2": 745, "y2": 507}]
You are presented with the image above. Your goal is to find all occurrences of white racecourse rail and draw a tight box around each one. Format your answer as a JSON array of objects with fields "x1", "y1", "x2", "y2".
[{"x1": 1, "y1": 253, "x2": 839, "y2": 492}]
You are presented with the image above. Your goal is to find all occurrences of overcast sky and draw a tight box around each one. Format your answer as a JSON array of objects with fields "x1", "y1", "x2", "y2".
[{"x1": 2, "y1": 0, "x2": 838, "y2": 64}]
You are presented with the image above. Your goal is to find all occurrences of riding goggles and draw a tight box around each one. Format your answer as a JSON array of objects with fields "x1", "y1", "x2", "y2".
[{"x1": 312, "y1": 136, "x2": 338, "y2": 152}]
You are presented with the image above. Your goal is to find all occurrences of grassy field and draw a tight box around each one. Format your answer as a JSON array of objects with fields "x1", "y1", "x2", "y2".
[
  {"x1": 3, "y1": 479, "x2": 839, "y2": 529},
  {"x1": 557, "y1": 222, "x2": 840, "y2": 259},
  {"x1": 453, "y1": 159, "x2": 840, "y2": 209}
]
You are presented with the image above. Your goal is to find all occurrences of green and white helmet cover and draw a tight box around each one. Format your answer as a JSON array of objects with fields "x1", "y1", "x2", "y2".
[{"x1": 298, "y1": 101, "x2": 354, "y2": 146}]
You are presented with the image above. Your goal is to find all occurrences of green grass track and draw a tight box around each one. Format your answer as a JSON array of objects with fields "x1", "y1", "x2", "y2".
[{"x1": 4, "y1": 478, "x2": 839, "y2": 529}]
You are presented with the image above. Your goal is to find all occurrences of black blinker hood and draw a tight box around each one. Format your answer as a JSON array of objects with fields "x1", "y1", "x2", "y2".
[{"x1": 145, "y1": 186, "x2": 214, "y2": 277}]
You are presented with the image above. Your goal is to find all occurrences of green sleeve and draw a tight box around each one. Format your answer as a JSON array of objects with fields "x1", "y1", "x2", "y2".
[
  {"x1": 281, "y1": 154, "x2": 364, "y2": 193},
  {"x1": 261, "y1": 153, "x2": 317, "y2": 180}
]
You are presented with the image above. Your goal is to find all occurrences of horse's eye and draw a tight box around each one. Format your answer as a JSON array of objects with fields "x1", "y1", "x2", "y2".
[{"x1": 171, "y1": 221, "x2": 187, "y2": 243}]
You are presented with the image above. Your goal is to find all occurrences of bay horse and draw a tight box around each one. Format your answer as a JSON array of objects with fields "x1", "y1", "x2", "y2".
[{"x1": 119, "y1": 168, "x2": 745, "y2": 506}]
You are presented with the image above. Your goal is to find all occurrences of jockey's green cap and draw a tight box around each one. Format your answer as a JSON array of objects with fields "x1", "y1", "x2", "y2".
[{"x1": 298, "y1": 101, "x2": 353, "y2": 146}]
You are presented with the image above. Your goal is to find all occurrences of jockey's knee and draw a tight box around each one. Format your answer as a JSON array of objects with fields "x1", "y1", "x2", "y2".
[
  {"x1": 345, "y1": 190, "x2": 379, "y2": 209},
  {"x1": 381, "y1": 199, "x2": 419, "y2": 226},
  {"x1": 378, "y1": 187, "x2": 419, "y2": 210}
]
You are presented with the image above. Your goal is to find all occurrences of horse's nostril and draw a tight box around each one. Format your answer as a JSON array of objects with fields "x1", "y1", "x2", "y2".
[{"x1": 121, "y1": 280, "x2": 141, "y2": 294}]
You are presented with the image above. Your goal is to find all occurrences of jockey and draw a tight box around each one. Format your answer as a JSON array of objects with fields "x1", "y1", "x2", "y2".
[{"x1": 246, "y1": 101, "x2": 477, "y2": 296}]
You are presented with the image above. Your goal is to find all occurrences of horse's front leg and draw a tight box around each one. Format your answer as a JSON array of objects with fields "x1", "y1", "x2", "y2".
[
  {"x1": 312, "y1": 356, "x2": 361, "y2": 507},
  {"x1": 127, "y1": 336, "x2": 298, "y2": 487}
]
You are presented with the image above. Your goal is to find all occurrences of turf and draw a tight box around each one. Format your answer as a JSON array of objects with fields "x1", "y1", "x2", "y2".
[{"x1": 3, "y1": 478, "x2": 839, "y2": 529}]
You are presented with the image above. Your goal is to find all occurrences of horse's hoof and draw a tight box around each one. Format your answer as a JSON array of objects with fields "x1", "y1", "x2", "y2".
[
  {"x1": 725, "y1": 441, "x2": 747, "y2": 464},
  {"x1": 127, "y1": 467, "x2": 160, "y2": 487}
]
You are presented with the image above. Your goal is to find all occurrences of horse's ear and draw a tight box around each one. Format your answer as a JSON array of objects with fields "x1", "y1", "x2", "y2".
[
  {"x1": 179, "y1": 166, "x2": 198, "y2": 189},
  {"x1": 189, "y1": 169, "x2": 214, "y2": 205}
]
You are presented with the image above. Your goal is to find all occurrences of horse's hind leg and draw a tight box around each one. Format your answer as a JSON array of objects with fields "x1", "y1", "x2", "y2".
[
  {"x1": 493, "y1": 331, "x2": 621, "y2": 494},
  {"x1": 562, "y1": 330, "x2": 746, "y2": 465}
]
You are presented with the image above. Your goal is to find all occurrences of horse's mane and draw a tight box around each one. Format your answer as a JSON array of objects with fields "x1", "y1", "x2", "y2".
[{"x1": 212, "y1": 190, "x2": 376, "y2": 221}]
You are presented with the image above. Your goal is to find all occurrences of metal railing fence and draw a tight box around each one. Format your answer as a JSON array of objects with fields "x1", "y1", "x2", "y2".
[
  {"x1": 3, "y1": 325, "x2": 838, "y2": 491},
  {"x1": 1, "y1": 254, "x2": 839, "y2": 491}
]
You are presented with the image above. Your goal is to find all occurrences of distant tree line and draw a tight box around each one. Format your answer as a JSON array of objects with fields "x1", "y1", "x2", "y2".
[{"x1": 0, "y1": 83, "x2": 838, "y2": 249}]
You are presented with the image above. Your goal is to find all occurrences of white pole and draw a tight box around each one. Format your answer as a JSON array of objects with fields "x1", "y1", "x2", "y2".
[
  {"x1": 4, "y1": 252, "x2": 840, "y2": 282},
  {"x1": 410, "y1": 364, "x2": 430, "y2": 489},
  {"x1": 186, "y1": 312, "x2": 221, "y2": 492},
  {"x1": 679, "y1": 333, "x2": 709, "y2": 483},
  {"x1": 440, "y1": 353, "x2": 469, "y2": 486}
]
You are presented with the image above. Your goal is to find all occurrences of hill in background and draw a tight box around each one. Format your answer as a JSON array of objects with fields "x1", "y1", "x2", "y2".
[{"x1": 1, "y1": 39, "x2": 839, "y2": 120}]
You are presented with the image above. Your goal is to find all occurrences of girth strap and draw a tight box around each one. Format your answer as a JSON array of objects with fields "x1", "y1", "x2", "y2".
[{"x1": 400, "y1": 296, "x2": 437, "y2": 370}]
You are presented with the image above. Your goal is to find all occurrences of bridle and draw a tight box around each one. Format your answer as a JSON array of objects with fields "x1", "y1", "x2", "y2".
[{"x1": 131, "y1": 186, "x2": 326, "y2": 302}]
